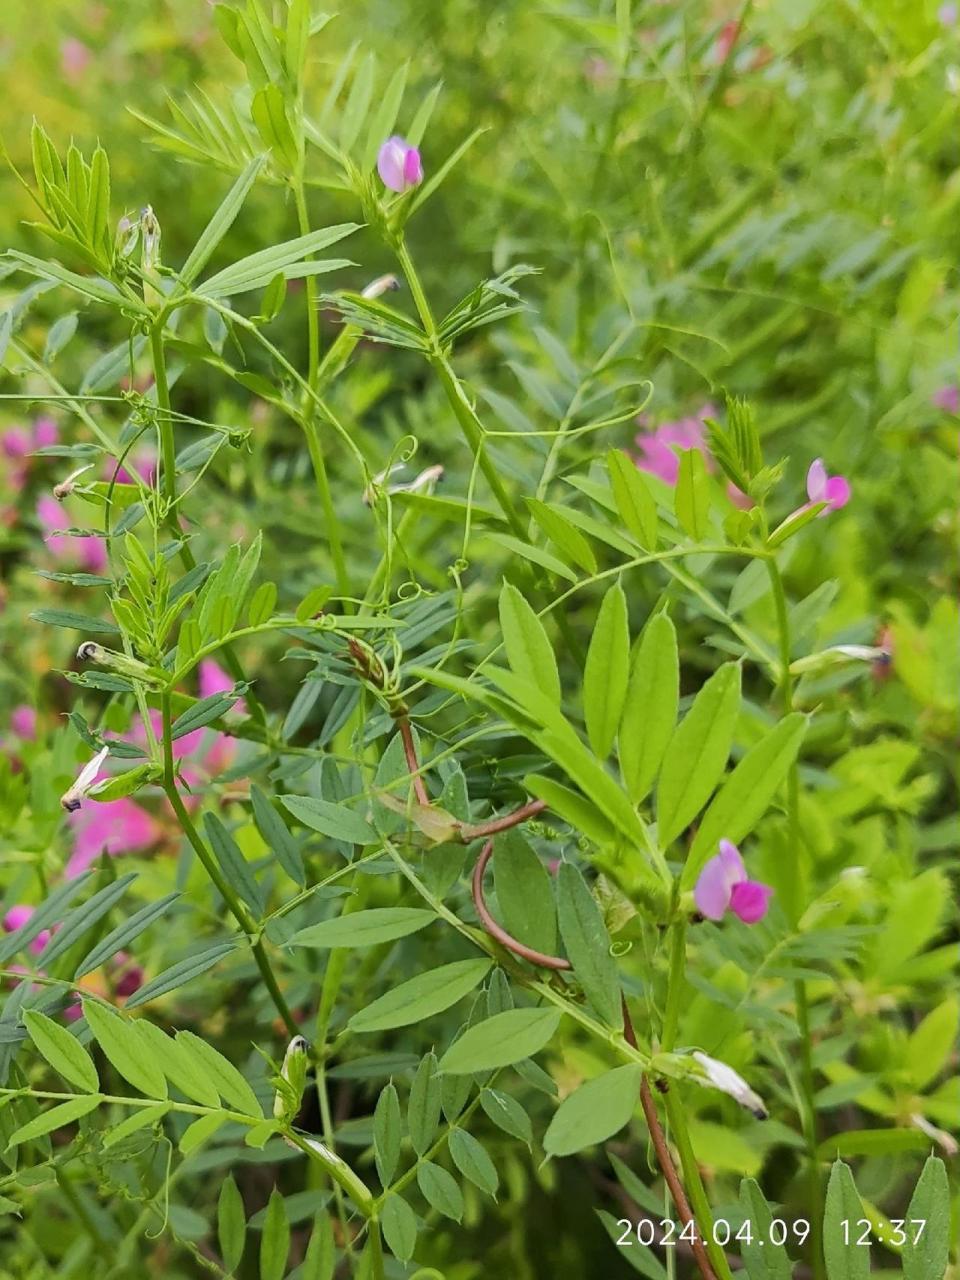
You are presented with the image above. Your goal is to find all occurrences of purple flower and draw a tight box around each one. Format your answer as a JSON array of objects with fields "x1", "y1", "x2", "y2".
[
  {"x1": 932, "y1": 384, "x2": 958, "y2": 413},
  {"x1": 939, "y1": 2, "x2": 958, "y2": 27},
  {"x1": 10, "y1": 705, "x2": 37, "y2": 740},
  {"x1": 377, "y1": 136, "x2": 423, "y2": 193},
  {"x1": 634, "y1": 407, "x2": 715, "y2": 486},
  {"x1": 694, "y1": 839, "x2": 773, "y2": 925},
  {"x1": 806, "y1": 458, "x2": 850, "y2": 516}
]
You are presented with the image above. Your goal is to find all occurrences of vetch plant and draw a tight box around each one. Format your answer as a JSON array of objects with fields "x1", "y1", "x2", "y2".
[{"x1": 0, "y1": 3, "x2": 955, "y2": 1279}]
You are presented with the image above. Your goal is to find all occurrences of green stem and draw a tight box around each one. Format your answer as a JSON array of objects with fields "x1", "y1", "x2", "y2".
[
  {"x1": 294, "y1": 179, "x2": 350, "y2": 601},
  {"x1": 162, "y1": 778, "x2": 298, "y2": 1039},
  {"x1": 766, "y1": 557, "x2": 823, "y2": 1278},
  {"x1": 149, "y1": 323, "x2": 176, "y2": 507},
  {"x1": 663, "y1": 1092, "x2": 735, "y2": 1280},
  {"x1": 393, "y1": 237, "x2": 527, "y2": 541},
  {"x1": 660, "y1": 918, "x2": 687, "y2": 1052}
]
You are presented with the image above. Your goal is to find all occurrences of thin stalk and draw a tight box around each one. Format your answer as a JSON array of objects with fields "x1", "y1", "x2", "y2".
[
  {"x1": 663, "y1": 1090, "x2": 734, "y2": 1280},
  {"x1": 162, "y1": 776, "x2": 298, "y2": 1039},
  {"x1": 660, "y1": 918, "x2": 687, "y2": 1052},
  {"x1": 294, "y1": 179, "x2": 350, "y2": 601},
  {"x1": 393, "y1": 237, "x2": 527, "y2": 541},
  {"x1": 149, "y1": 324, "x2": 176, "y2": 507},
  {"x1": 767, "y1": 557, "x2": 823, "y2": 1278}
]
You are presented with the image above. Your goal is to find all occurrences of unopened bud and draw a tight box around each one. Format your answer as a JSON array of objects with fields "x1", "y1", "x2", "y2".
[
  {"x1": 60, "y1": 746, "x2": 109, "y2": 812},
  {"x1": 692, "y1": 1051, "x2": 766, "y2": 1119},
  {"x1": 273, "y1": 1035, "x2": 310, "y2": 1120},
  {"x1": 53, "y1": 464, "x2": 94, "y2": 501},
  {"x1": 361, "y1": 273, "x2": 400, "y2": 300}
]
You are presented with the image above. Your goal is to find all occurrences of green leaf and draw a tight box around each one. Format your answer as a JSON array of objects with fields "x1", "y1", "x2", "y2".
[
  {"x1": 340, "y1": 51, "x2": 376, "y2": 153},
  {"x1": 175, "y1": 1031, "x2": 262, "y2": 1117},
  {"x1": 499, "y1": 582, "x2": 561, "y2": 705},
  {"x1": 619, "y1": 612, "x2": 679, "y2": 804},
  {"x1": 656, "y1": 663, "x2": 741, "y2": 847},
  {"x1": 417, "y1": 1160, "x2": 463, "y2": 1221},
  {"x1": 102, "y1": 1102, "x2": 170, "y2": 1150},
  {"x1": 136, "y1": 1022, "x2": 221, "y2": 1108},
  {"x1": 203, "y1": 813, "x2": 264, "y2": 916},
  {"x1": 82, "y1": 1000, "x2": 167, "y2": 1099},
  {"x1": 903, "y1": 1156, "x2": 950, "y2": 1280},
  {"x1": 74, "y1": 891, "x2": 179, "y2": 978},
  {"x1": 816, "y1": 1129, "x2": 930, "y2": 1160},
  {"x1": 252, "y1": 84, "x2": 299, "y2": 170},
  {"x1": 486, "y1": 533, "x2": 577, "y2": 583},
  {"x1": 364, "y1": 60, "x2": 409, "y2": 169},
  {"x1": 557, "y1": 862, "x2": 622, "y2": 1030},
  {"x1": 523, "y1": 775, "x2": 616, "y2": 846},
  {"x1": 281, "y1": 795, "x2": 377, "y2": 845},
  {"x1": 197, "y1": 224, "x2": 358, "y2": 297},
  {"x1": 448, "y1": 1128, "x2": 498, "y2": 1198},
  {"x1": 30, "y1": 607, "x2": 119, "y2": 634},
  {"x1": 250, "y1": 785, "x2": 304, "y2": 886},
  {"x1": 737, "y1": 1178, "x2": 793, "y2": 1280},
  {"x1": 607, "y1": 449, "x2": 657, "y2": 549},
  {"x1": 0, "y1": 874, "x2": 92, "y2": 964},
  {"x1": 302, "y1": 1212, "x2": 335, "y2": 1280},
  {"x1": 905, "y1": 998, "x2": 958, "y2": 1090},
  {"x1": 492, "y1": 830, "x2": 558, "y2": 955},
  {"x1": 374, "y1": 1082, "x2": 401, "y2": 1187},
  {"x1": 170, "y1": 692, "x2": 240, "y2": 740},
  {"x1": 44, "y1": 311, "x2": 78, "y2": 362},
  {"x1": 526, "y1": 499, "x2": 598, "y2": 575},
  {"x1": 479, "y1": 1088, "x2": 533, "y2": 1147},
  {"x1": 260, "y1": 1189, "x2": 290, "y2": 1280},
  {"x1": 380, "y1": 1193, "x2": 418, "y2": 1262},
  {"x1": 439, "y1": 1008, "x2": 561, "y2": 1074},
  {"x1": 675, "y1": 447, "x2": 710, "y2": 540},
  {"x1": 6, "y1": 1095, "x2": 101, "y2": 1149},
  {"x1": 407, "y1": 126, "x2": 489, "y2": 220},
  {"x1": 543, "y1": 1064, "x2": 642, "y2": 1157},
  {"x1": 407, "y1": 1052, "x2": 442, "y2": 1156},
  {"x1": 5, "y1": 251, "x2": 146, "y2": 313},
  {"x1": 682, "y1": 712, "x2": 807, "y2": 886},
  {"x1": 180, "y1": 155, "x2": 266, "y2": 286},
  {"x1": 180, "y1": 1111, "x2": 226, "y2": 1155},
  {"x1": 823, "y1": 1161, "x2": 869, "y2": 1280},
  {"x1": 349, "y1": 959, "x2": 492, "y2": 1033},
  {"x1": 124, "y1": 941, "x2": 237, "y2": 1009},
  {"x1": 583, "y1": 583, "x2": 630, "y2": 758},
  {"x1": 23, "y1": 1010, "x2": 99, "y2": 1093},
  {"x1": 290, "y1": 908, "x2": 436, "y2": 950},
  {"x1": 218, "y1": 1175, "x2": 247, "y2": 1273}
]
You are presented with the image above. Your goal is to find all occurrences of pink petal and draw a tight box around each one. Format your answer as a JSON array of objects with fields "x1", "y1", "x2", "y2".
[
  {"x1": 717, "y1": 838, "x2": 747, "y2": 881},
  {"x1": 377, "y1": 137, "x2": 407, "y2": 193},
  {"x1": 694, "y1": 853, "x2": 735, "y2": 920},
  {"x1": 729, "y1": 879, "x2": 773, "y2": 924},
  {"x1": 66, "y1": 799, "x2": 160, "y2": 878},
  {"x1": 824, "y1": 475, "x2": 850, "y2": 511},
  {"x1": 11, "y1": 705, "x2": 37, "y2": 739},
  {"x1": 402, "y1": 145, "x2": 423, "y2": 188},
  {"x1": 1, "y1": 428, "x2": 32, "y2": 459},
  {"x1": 199, "y1": 660, "x2": 234, "y2": 700},
  {"x1": 932, "y1": 385, "x2": 958, "y2": 413},
  {"x1": 33, "y1": 418, "x2": 59, "y2": 448},
  {"x1": 806, "y1": 458, "x2": 827, "y2": 503}
]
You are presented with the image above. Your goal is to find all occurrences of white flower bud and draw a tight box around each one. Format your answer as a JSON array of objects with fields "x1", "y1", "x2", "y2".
[
  {"x1": 692, "y1": 1050, "x2": 767, "y2": 1119},
  {"x1": 60, "y1": 746, "x2": 110, "y2": 812}
]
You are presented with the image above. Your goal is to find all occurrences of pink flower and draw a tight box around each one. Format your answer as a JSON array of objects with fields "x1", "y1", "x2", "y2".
[
  {"x1": 112, "y1": 952, "x2": 145, "y2": 998},
  {"x1": 33, "y1": 418, "x2": 59, "y2": 449},
  {"x1": 633, "y1": 405, "x2": 716, "y2": 486},
  {"x1": 377, "y1": 137, "x2": 423, "y2": 193},
  {"x1": 199, "y1": 659, "x2": 235, "y2": 700},
  {"x1": 66, "y1": 797, "x2": 161, "y2": 879},
  {"x1": 3, "y1": 905, "x2": 50, "y2": 955},
  {"x1": 60, "y1": 38, "x2": 91, "y2": 82},
  {"x1": 1, "y1": 428, "x2": 32, "y2": 460},
  {"x1": 939, "y1": 2, "x2": 958, "y2": 26},
  {"x1": 806, "y1": 458, "x2": 851, "y2": 515},
  {"x1": 694, "y1": 839, "x2": 773, "y2": 925},
  {"x1": 932, "y1": 385, "x2": 958, "y2": 413},
  {"x1": 10, "y1": 705, "x2": 37, "y2": 739},
  {"x1": 36, "y1": 494, "x2": 109, "y2": 573}
]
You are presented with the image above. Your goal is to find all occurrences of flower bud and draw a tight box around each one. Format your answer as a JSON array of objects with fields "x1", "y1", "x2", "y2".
[
  {"x1": 273, "y1": 1035, "x2": 310, "y2": 1121},
  {"x1": 692, "y1": 1050, "x2": 767, "y2": 1119},
  {"x1": 61, "y1": 746, "x2": 110, "y2": 811},
  {"x1": 140, "y1": 205, "x2": 162, "y2": 271},
  {"x1": 87, "y1": 763, "x2": 160, "y2": 803},
  {"x1": 377, "y1": 137, "x2": 423, "y2": 193},
  {"x1": 361, "y1": 273, "x2": 400, "y2": 299}
]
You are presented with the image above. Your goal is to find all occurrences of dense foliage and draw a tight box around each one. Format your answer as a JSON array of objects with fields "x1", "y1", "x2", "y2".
[{"x1": 0, "y1": 2, "x2": 957, "y2": 1278}]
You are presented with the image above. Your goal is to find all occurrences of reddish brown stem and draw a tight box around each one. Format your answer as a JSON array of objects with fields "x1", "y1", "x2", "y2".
[
  {"x1": 471, "y1": 835, "x2": 717, "y2": 1280},
  {"x1": 397, "y1": 715, "x2": 430, "y2": 806},
  {"x1": 472, "y1": 840, "x2": 571, "y2": 969},
  {"x1": 460, "y1": 799, "x2": 546, "y2": 842},
  {"x1": 624, "y1": 1002, "x2": 718, "y2": 1280}
]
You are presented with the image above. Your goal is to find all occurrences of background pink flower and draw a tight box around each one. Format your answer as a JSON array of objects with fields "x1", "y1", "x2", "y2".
[
  {"x1": 66, "y1": 797, "x2": 161, "y2": 878},
  {"x1": 36, "y1": 494, "x2": 109, "y2": 573}
]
